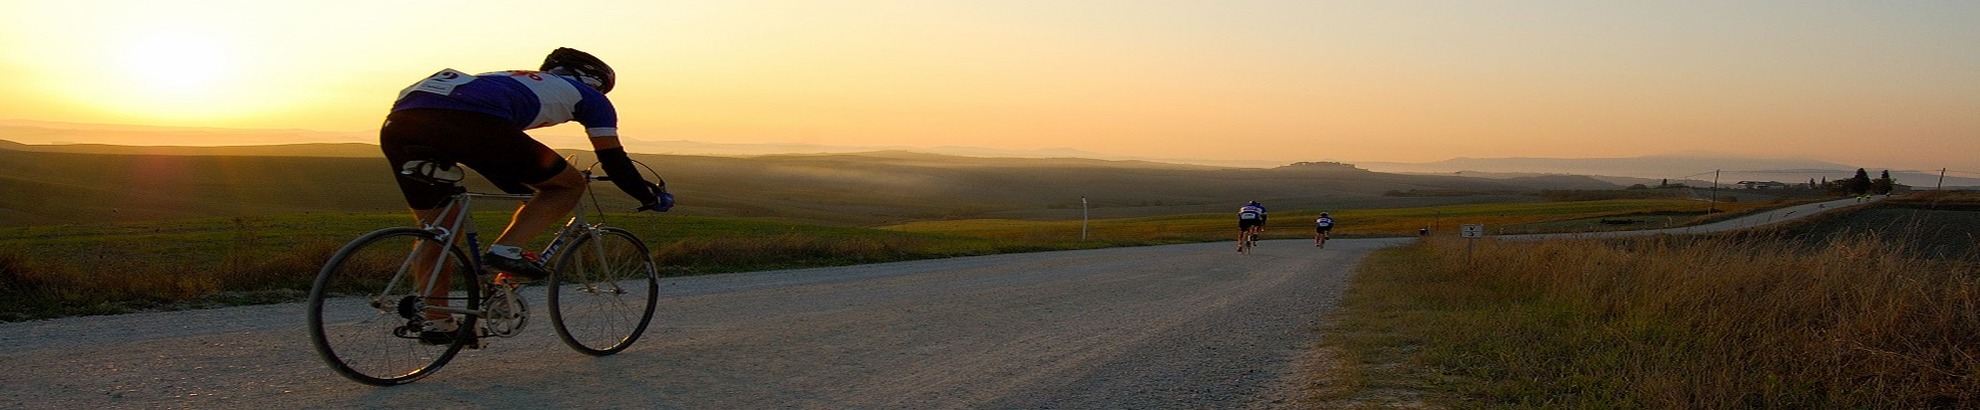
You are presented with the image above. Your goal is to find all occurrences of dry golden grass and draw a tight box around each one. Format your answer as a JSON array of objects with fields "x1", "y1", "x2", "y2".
[{"x1": 1325, "y1": 234, "x2": 1980, "y2": 408}]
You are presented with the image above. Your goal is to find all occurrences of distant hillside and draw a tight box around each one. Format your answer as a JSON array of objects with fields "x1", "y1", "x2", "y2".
[
  {"x1": 1361, "y1": 154, "x2": 1980, "y2": 189},
  {"x1": 0, "y1": 143, "x2": 1623, "y2": 227},
  {"x1": 0, "y1": 120, "x2": 1272, "y2": 167},
  {"x1": 0, "y1": 120, "x2": 372, "y2": 147},
  {"x1": 0, "y1": 139, "x2": 381, "y2": 157}
]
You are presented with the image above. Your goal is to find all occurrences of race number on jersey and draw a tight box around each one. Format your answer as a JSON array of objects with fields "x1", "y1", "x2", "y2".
[{"x1": 398, "y1": 69, "x2": 476, "y2": 99}]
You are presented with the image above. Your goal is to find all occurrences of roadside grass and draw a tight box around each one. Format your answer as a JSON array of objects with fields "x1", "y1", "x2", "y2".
[
  {"x1": 886, "y1": 198, "x2": 1788, "y2": 241},
  {"x1": 625, "y1": 216, "x2": 1146, "y2": 274},
  {"x1": 1320, "y1": 233, "x2": 1980, "y2": 408}
]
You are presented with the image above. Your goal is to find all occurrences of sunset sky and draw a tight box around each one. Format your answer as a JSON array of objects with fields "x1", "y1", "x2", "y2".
[{"x1": 2, "y1": 1, "x2": 1976, "y2": 172}]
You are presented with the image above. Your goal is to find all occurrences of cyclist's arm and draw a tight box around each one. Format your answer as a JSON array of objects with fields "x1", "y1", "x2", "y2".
[
  {"x1": 589, "y1": 135, "x2": 668, "y2": 207},
  {"x1": 589, "y1": 134, "x2": 623, "y2": 150}
]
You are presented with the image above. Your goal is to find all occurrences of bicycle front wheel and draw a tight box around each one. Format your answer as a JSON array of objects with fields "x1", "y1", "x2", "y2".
[
  {"x1": 307, "y1": 227, "x2": 481, "y2": 385},
  {"x1": 548, "y1": 227, "x2": 659, "y2": 356}
]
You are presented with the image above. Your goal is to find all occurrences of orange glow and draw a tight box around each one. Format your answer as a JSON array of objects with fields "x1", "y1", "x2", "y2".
[{"x1": 0, "y1": 1, "x2": 1974, "y2": 171}]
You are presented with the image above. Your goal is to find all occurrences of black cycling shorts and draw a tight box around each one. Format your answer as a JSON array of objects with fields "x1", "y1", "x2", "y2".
[
  {"x1": 1315, "y1": 225, "x2": 1333, "y2": 233},
  {"x1": 1239, "y1": 219, "x2": 1264, "y2": 231},
  {"x1": 380, "y1": 108, "x2": 569, "y2": 210}
]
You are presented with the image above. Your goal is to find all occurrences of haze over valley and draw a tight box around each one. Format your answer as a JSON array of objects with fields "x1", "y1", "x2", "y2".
[{"x1": 8, "y1": 114, "x2": 1965, "y2": 190}]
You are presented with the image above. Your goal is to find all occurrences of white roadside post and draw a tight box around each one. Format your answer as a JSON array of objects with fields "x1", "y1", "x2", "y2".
[{"x1": 1081, "y1": 196, "x2": 1089, "y2": 242}]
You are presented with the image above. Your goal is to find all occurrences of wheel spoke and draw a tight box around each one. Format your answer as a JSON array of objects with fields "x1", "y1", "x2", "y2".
[{"x1": 307, "y1": 228, "x2": 479, "y2": 385}]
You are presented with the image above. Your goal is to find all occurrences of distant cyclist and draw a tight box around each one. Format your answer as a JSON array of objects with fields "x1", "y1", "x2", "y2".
[
  {"x1": 1237, "y1": 200, "x2": 1267, "y2": 252},
  {"x1": 1314, "y1": 212, "x2": 1335, "y2": 247},
  {"x1": 381, "y1": 48, "x2": 673, "y2": 342}
]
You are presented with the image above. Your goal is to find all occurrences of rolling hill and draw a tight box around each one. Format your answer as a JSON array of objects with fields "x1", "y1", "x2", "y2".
[
  {"x1": 1360, "y1": 154, "x2": 1980, "y2": 189},
  {"x1": 0, "y1": 141, "x2": 1632, "y2": 227}
]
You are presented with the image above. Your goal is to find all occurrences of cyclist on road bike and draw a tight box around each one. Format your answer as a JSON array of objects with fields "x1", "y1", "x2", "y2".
[
  {"x1": 380, "y1": 48, "x2": 672, "y2": 342},
  {"x1": 1314, "y1": 212, "x2": 1335, "y2": 247},
  {"x1": 1237, "y1": 200, "x2": 1267, "y2": 252}
]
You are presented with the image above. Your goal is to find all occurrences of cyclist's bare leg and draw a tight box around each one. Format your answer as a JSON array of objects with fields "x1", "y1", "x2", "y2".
[
  {"x1": 492, "y1": 165, "x2": 586, "y2": 248},
  {"x1": 411, "y1": 206, "x2": 465, "y2": 321}
]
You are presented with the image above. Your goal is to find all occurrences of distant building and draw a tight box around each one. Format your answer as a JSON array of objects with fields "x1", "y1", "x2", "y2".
[{"x1": 1734, "y1": 181, "x2": 1790, "y2": 190}]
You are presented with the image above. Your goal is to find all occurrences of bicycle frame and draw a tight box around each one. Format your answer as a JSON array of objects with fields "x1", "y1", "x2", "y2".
[{"x1": 389, "y1": 180, "x2": 611, "y2": 320}]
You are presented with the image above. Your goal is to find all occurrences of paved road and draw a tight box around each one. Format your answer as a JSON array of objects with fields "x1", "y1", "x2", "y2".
[
  {"x1": 0, "y1": 196, "x2": 1875, "y2": 409},
  {"x1": 0, "y1": 235, "x2": 1409, "y2": 409}
]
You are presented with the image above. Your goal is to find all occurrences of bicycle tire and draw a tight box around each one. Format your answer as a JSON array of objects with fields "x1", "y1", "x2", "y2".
[
  {"x1": 307, "y1": 227, "x2": 481, "y2": 386},
  {"x1": 547, "y1": 227, "x2": 659, "y2": 356}
]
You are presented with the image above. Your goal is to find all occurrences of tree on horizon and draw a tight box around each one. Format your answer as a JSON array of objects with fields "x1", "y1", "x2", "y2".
[
  {"x1": 1848, "y1": 168, "x2": 1873, "y2": 196},
  {"x1": 1872, "y1": 169, "x2": 1896, "y2": 195}
]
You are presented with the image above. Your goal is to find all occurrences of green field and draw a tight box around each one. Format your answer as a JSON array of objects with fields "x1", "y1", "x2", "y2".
[
  {"x1": 884, "y1": 197, "x2": 1800, "y2": 240},
  {"x1": 0, "y1": 197, "x2": 1799, "y2": 321}
]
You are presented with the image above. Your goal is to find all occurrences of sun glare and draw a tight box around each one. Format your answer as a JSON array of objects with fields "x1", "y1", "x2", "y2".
[
  {"x1": 120, "y1": 33, "x2": 234, "y2": 98},
  {"x1": 71, "y1": 28, "x2": 274, "y2": 123}
]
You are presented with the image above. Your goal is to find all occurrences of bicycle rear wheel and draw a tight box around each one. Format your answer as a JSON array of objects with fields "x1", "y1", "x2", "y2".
[
  {"x1": 548, "y1": 227, "x2": 659, "y2": 356},
  {"x1": 307, "y1": 227, "x2": 481, "y2": 385}
]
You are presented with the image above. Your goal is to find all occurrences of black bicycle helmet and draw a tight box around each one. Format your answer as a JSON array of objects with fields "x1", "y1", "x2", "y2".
[{"x1": 541, "y1": 47, "x2": 615, "y2": 94}]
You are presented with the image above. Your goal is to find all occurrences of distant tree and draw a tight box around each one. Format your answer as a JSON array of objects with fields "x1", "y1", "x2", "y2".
[
  {"x1": 1848, "y1": 168, "x2": 1873, "y2": 196},
  {"x1": 1660, "y1": 178, "x2": 1668, "y2": 188},
  {"x1": 1808, "y1": 178, "x2": 1817, "y2": 189},
  {"x1": 1872, "y1": 170, "x2": 1896, "y2": 195}
]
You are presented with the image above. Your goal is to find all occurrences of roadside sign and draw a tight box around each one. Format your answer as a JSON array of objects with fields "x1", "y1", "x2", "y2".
[{"x1": 1460, "y1": 224, "x2": 1484, "y2": 238}]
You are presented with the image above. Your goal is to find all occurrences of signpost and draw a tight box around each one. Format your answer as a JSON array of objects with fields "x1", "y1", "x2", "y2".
[
  {"x1": 1459, "y1": 224, "x2": 1484, "y2": 261},
  {"x1": 1459, "y1": 224, "x2": 1484, "y2": 238}
]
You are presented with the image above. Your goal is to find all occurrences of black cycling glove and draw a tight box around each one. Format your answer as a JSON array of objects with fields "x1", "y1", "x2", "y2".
[{"x1": 596, "y1": 147, "x2": 667, "y2": 210}]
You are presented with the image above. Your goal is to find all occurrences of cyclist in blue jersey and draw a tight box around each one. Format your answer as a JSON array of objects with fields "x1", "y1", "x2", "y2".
[
  {"x1": 1237, "y1": 200, "x2": 1267, "y2": 251},
  {"x1": 1314, "y1": 212, "x2": 1335, "y2": 247},
  {"x1": 380, "y1": 48, "x2": 671, "y2": 342}
]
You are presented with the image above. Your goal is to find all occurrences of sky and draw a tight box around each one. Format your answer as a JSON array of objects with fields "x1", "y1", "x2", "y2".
[{"x1": 2, "y1": 0, "x2": 1977, "y2": 173}]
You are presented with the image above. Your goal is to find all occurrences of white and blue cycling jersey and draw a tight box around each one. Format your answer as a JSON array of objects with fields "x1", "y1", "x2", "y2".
[
  {"x1": 1238, "y1": 205, "x2": 1266, "y2": 220},
  {"x1": 392, "y1": 69, "x2": 618, "y2": 137}
]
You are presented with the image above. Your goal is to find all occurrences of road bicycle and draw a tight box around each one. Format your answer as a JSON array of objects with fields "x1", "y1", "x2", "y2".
[
  {"x1": 306, "y1": 158, "x2": 660, "y2": 386},
  {"x1": 1238, "y1": 226, "x2": 1260, "y2": 254}
]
